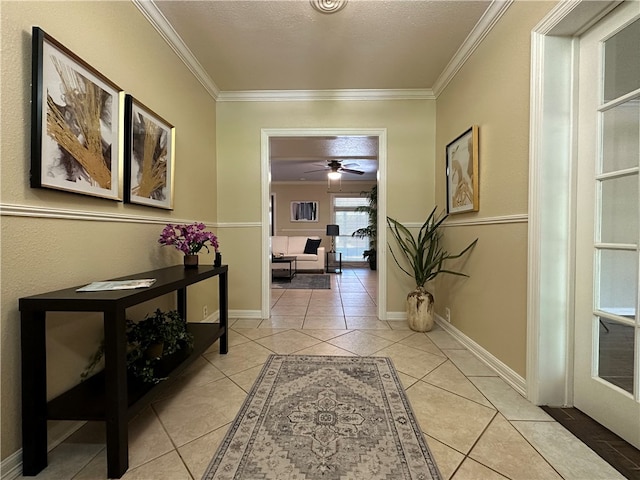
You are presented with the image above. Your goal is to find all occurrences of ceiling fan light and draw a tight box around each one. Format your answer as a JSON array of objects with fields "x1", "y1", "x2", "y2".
[{"x1": 327, "y1": 171, "x2": 342, "y2": 180}]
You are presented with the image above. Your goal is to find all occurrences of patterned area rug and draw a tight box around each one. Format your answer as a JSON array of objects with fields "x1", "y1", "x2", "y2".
[
  {"x1": 202, "y1": 355, "x2": 442, "y2": 480},
  {"x1": 272, "y1": 273, "x2": 331, "y2": 289}
]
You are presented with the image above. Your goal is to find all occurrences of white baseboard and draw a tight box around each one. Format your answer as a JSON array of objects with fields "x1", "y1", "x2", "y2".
[
  {"x1": 1, "y1": 449, "x2": 22, "y2": 480},
  {"x1": 1, "y1": 421, "x2": 86, "y2": 480},
  {"x1": 385, "y1": 311, "x2": 407, "y2": 321},
  {"x1": 200, "y1": 309, "x2": 262, "y2": 322},
  {"x1": 386, "y1": 311, "x2": 526, "y2": 396},
  {"x1": 229, "y1": 309, "x2": 262, "y2": 319},
  {"x1": 434, "y1": 314, "x2": 526, "y2": 396}
]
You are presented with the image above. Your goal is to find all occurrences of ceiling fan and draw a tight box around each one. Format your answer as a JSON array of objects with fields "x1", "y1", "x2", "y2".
[{"x1": 304, "y1": 159, "x2": 365, "y2": 178}]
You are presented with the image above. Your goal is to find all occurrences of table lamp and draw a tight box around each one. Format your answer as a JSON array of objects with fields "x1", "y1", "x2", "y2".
[{"x1": 326, "y1": 224, "x2": 339, "y2": 253}]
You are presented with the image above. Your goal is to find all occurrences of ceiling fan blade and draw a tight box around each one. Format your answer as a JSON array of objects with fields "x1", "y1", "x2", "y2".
[
  {"x1": 339, "y1": 167, "x2": 365, "y2": 175},
  {"x1": 303, "y1": 168, "x2": 329, "y2": 173}
]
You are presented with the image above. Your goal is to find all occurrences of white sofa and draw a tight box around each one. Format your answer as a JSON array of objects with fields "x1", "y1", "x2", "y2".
[{"x1": 271, "y1": 236, "x2": 325, "y2": 272}]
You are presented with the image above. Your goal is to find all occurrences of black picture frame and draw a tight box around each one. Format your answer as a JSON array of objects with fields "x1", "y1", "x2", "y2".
[
  {"x1": 290, "y1": 201, "x2": 318, "y2": 222},
  {"x1": 31, "y1": 27, "x2": 124, "y2": 200},
  {"x1": 124, "y1": 95, "x2": 175, "y2": 209},
  {"x1": 446, "y1": 125, "x2": 479, "y2": 214}
]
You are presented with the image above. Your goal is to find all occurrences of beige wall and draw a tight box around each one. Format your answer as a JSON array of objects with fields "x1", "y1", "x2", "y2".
[
  {"x1": 1, "y1": 1, "x2": 217, "y2": 460},
  {"x1": 271, "y1": 181, "x2": 376, "y2": 247},
  {"x1": 434, "y1": 1, "x2": 556, "y2": 377},
  {"x1": 216, "y1": 100, "x2": 436, "y2": 312}
]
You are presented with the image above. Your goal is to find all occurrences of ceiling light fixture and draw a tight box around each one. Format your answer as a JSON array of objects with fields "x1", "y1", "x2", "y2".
[
  {"x1": 327, "y1": 171, "x2": 342, "y2": 180},
  {"x1": 310, "y1": 0, "x2": 347, "y2": 14}
]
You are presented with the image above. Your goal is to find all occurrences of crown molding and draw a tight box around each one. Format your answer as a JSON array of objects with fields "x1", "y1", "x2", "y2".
[
  {"x1": 132, "y1": 0, "x2": 220, "y2": 100},
  {"x1": 217, "y1": 89, "x2": 435, "y2": 102},
  {"x1": 432, "y1": 0, "x2": 513, "y2": 98},
  {"x1": 135, "y1": 1, "x2": 433, "y2": 103},
  {"x1": 136, "y1": 0, "x2": 506, "y2": 102}
]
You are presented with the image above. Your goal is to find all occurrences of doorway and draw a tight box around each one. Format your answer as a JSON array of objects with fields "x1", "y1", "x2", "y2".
[{"x1": 260, "y1": 128, "x2": 387, "y2": 320}]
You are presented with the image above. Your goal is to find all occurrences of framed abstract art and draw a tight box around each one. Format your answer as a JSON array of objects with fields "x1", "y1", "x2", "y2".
[
  {"x1": 31, "y1": 27, "x2": 124, "y2": 200},
  {"x1": 124, "y1": 95, "x2": 175, "y2": 209},
  {"x1": 446, "y1": 125, "x2": 479, "y2": 214},
  {"x1": 290, "y1": 201, "x2": 318, "y2": 222}
]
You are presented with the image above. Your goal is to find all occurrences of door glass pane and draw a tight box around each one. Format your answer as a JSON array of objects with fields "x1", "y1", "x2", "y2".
[
  {"x1": 598, "y1": 317, "x2": 635, "y2": 394},
  {"x1": 601, "y1": 100, "x2": 640, "y2": 173},
  {"x1": 603, "y1": 18, "x2": 640, "y2": 102},
  {"x1": 599, "y1": 175, "x2": 638, "y2": 244},
  {"x1": 597, "y1": 249, "x2": 638, "y2": 317}
]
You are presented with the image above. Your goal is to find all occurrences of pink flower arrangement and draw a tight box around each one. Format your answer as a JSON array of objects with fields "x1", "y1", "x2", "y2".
[{"x1": 159, "y1": 223, "x2": 219, "y2": 255}]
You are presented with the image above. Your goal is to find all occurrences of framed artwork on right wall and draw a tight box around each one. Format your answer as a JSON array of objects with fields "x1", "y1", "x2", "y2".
[{"x1": 446, "y1": 125, "x2": 479, "y2": 214}]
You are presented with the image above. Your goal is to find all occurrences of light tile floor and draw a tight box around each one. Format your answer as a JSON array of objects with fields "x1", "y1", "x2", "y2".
[{"x1": 18, "y1": 268, "x2": 624, "y2": 480}]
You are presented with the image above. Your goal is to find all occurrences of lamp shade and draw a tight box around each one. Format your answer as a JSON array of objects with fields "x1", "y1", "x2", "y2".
[{"x1": 326, "y1": 224, "x2": 340, "y2": 236}]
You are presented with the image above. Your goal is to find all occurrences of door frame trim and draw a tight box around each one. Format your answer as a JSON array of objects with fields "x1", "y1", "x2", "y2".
[
  {"x1": 527, "y1": 0, "x2": 621, "y2": 406},
  {"x1": 260, "y1": 128, "x2": 387, "y2": 320}
]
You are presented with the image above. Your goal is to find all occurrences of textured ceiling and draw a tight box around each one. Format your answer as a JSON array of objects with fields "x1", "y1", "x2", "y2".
[
  {"x1": 154, "y1": 0, "x2": 492, "y2": 91},
  {"x1": 152, "y1": 0, "x2": 493, "y2": 181}
]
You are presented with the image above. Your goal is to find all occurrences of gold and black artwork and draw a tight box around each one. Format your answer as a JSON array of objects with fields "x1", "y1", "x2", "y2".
[
  {"x1": 446, "y1": 125, "x2": 479, "y2": 214},
  {"x1": 31, "y1": 27, "x2": 123, "y2": 200},
  {"x1": 124, "y1": 96, "x2": 174, "y2": 209}
]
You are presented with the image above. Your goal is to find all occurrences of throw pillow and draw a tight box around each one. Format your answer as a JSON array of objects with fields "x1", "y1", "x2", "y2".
[{"x1": 303, "y1": 238, "x2": 322, "y2": 254}]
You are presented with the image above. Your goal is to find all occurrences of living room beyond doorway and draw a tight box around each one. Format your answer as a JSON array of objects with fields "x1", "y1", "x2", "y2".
[{"x1": 264, "y1": 129, "x2": 386, "y2": 321}]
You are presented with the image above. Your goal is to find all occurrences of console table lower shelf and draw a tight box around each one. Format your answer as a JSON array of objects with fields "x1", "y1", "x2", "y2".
[
  {"x1": 19, "y1": 265, "x2": 228, "y2": 478},
  {"x1": 46, "y1": 323, "x2": 223, "y2": 421}
]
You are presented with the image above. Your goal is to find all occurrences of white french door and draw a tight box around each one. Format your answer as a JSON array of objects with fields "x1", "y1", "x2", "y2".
[{"x1": 574, "y1": 1, "x2": 640, "y2": 449}]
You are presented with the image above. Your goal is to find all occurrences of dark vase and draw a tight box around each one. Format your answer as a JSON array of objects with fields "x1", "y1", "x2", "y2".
[
  {"x1": 214, "y1": 252, "x2": 222, "y2": 267},
  {"x1": 368, "y1": 251, "x2": 377, "y2": 271},
  {"x1": 184, "y1": 254, "x2": 199, "y2": 268}
]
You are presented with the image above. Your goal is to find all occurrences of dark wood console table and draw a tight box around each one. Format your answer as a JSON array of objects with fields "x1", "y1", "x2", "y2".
[{"x1": 19, "y1": 265, "x2": 228, "y2": 478}]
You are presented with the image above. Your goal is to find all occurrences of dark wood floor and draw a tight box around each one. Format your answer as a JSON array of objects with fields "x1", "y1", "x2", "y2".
[{"x1": 542, "y1": 406, "x2": 640, "y2": 479}]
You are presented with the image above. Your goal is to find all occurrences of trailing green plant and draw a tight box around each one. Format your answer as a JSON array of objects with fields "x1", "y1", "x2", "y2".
[
  {"x1": 352, "y1": 185, "x2": 377, "y2": 266},
  {"x1": 81, "y1": 309, "x2": 194, "y2": 384},
  {"x1": 387, "y1": 206, "x2": 477, "y2": 289}
]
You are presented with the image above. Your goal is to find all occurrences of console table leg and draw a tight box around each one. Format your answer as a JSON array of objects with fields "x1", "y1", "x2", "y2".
[
  {"x1": 21, "y1": 311, "x2": 48, "y2": 476},
  {"x1": 219, "y1": 271, "x2": 228, "y2": 354},
  {"x1": 104, "y1": 309, "x2": 129, "y2": 478},
  {"x1": 177, "y1": 287, "x2": 187, "y2": 321}
]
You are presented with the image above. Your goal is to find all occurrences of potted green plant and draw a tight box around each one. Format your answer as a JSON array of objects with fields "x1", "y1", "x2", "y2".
[
  {"x1": 352, "y1": 185, "x2": 377, "y2": 270},
  {"x1": 387, "y1": 206, "x2": 477, "y2": 332},
  {"x1": 82, "y1": 309, "x2": 194, "y2": 384}
]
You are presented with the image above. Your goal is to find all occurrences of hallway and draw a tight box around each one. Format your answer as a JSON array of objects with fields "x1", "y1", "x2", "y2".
[{"x1": 16, "y1": 268, "x2": 626, "y2": 479}]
